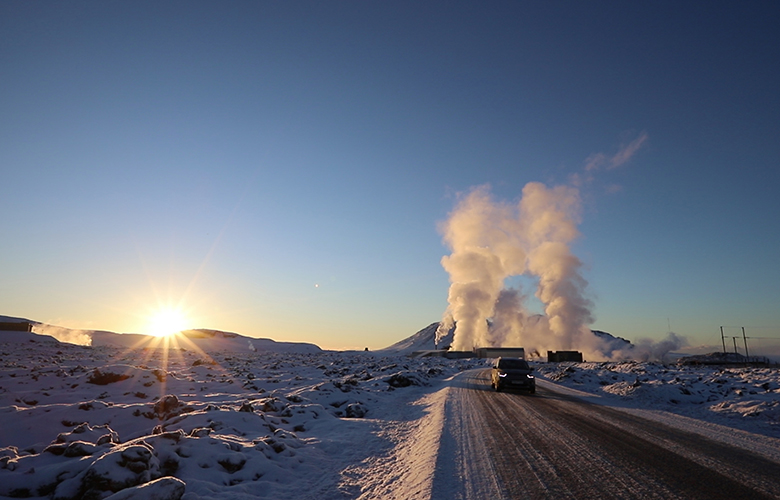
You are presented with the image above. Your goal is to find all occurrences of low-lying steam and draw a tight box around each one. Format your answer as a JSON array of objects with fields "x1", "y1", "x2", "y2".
[{"x1": 32, "y1": 324, "x2": 92, "y2": 346}]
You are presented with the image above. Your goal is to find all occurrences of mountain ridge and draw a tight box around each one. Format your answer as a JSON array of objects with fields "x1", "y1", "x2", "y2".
[
  {"x1": 378, "y1": 319, "x2": 633, "y2": 357},
  {"x1": 0, "y1": 316, "x2": 320, "y2": 354}
]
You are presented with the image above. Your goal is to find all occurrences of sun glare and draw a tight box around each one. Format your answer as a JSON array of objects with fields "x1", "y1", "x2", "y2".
[{"x1": 147, "y1": 308, "x2": 190, "y2": 337}]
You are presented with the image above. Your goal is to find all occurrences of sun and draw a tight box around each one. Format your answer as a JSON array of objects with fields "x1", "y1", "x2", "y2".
[{"x1": 147, "y1": 308, "x2": 190, "y2": 337}]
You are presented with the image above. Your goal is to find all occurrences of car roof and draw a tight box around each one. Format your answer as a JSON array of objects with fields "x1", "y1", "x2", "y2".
[{"x1": 495, "y1": 357, "x2": 529, "y2": 367}]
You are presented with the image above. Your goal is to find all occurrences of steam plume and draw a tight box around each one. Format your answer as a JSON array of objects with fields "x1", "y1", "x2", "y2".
[
  {"x1": 436, "y1": 179, "x2": 686, "y2": 361},
  {"x1": 630, "y1": 332, "x2": 688, "y2": 363},
  {"x1": 436, "y1": 182, "x2": 609, "y2": 358}
]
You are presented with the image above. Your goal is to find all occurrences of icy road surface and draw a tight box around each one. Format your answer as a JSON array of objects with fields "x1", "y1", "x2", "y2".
[{"x1": 431, "y1": 369, "x2": 780, "y2": 500}]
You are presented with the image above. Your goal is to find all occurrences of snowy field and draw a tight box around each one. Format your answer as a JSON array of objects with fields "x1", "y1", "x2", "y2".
[
  {"x1": 534, "y1": 361, "x2": 780, "y2": 439},
  {"x1": 0, "y1": 336, "x2": 482, "y2": 499},
  {"x1": 1, "y1": 335, "x2": 779, "y2": 499}
]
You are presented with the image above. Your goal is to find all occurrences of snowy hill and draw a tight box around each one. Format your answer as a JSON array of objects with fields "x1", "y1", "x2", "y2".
[
  {"x1": 379, "y1": 322, "x2": 455, "y2": 355},
  {"x1": 592, "y1": 329, "x2": 632, "y2": 347},
  {"x1": 89, "y1": 328, "x2": 322, "y2": 354},
  {"x1": 0, "y1": 315, "x2": 36, "y2": 324},
  {"x1": 0, "y1": 315, "x2": 321, "y2": 354},
  {"x1": 0, "y1": 315, "x2": 60, "y2": 344},
  {"x1": 0, "y1": 330, "x2": 60, "y2": 344},
  {"x1": 381, "y1": 321, "x2": 633, "y2": 358},
  {"x1": 0, "y1": 329, "x2": 60, "y2": 344},
  {"x1": 591, "y1": 329, "x2": 634, "y2": 357},
  {"x1": 677, "y1": 351, "x2": 773, "y2": 365}
]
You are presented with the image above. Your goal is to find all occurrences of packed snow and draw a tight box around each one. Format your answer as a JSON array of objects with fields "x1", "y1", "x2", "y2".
[{"x1": 1, "y1": 321, "x2": 779, "y2": 499}]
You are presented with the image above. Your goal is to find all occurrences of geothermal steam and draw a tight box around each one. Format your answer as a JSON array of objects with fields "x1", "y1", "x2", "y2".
[
  {"x1": 437, "y1": 182, "x2": 609, "y2": 360},
  {"x1": 436, "y1": 179, "x2": 685, "y2": 361},
  {"x1": 32, "y1": 324, "x2": 92, "y2": 346}
]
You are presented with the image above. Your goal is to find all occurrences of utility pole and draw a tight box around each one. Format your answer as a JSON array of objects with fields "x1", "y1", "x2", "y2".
[
  {"x1": 720, "y1": 326, "x2": 726, "y2": 353},
  {"x1": 742, "y1": 327, "x2": 750, "y2": 362},
  {"x1": 733, "y1": 336, "x2": 738, "y2": 354}
]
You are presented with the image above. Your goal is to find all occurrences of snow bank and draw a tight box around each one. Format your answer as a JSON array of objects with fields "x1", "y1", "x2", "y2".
[{"x1": 535, "y1": 361, "x2": 780, "y2": 437}]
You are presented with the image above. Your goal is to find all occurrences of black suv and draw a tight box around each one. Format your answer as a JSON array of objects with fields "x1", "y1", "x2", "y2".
[{"x1": 491, "y1": 357, "x2": 535, "y2": 393}]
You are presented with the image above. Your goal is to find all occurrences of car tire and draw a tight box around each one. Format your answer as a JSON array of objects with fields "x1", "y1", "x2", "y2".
[
  {"x1": 494, "y1": 384, "x2": 501, "y2": 392},
  {"x1": 529, "y1": 387, "x2": 536, "y2": 394}
]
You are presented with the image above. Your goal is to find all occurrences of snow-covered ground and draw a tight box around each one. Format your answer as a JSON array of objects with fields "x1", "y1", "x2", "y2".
[
  {"x1": 2, "y1": 330, "x2": 779, "y2": 499},
  {"x1": 534, "y1": 360, "x2": 780, "y2": 439},
  {"x1": 0, "y1": 335, "x2": 482, "y2": 499}
]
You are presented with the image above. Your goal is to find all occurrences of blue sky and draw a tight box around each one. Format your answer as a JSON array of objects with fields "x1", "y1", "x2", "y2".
[{"x1": 2, "y1": 2, "x2": 779, "y2": 350}]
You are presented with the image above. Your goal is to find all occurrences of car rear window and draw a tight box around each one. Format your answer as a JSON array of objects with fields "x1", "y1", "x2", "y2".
[{"x1": 497, "y1": 359, "x2": 529, "y2": 370}]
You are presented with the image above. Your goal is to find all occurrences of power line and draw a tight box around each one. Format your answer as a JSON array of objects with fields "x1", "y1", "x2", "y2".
[
  {"x1": 719, "y1": 326, "x2": 780, "y2": 329},
  {"x1": 720, "y1": 326, "x2": 780, "y2": 362}
]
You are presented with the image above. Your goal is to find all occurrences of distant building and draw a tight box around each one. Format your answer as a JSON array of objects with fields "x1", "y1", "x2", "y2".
[
  {"x1": 474, "y1": 347, "x2": 525, "y2": 359},
  {"x1": 409, "y1": 350, "x2": 474, "y2": 359},
  {"x1": 410, "y1": 346, "x2": 527, "y2": 359},
  {"x1": 547, "y1": 350, "x2": 583, "y2": 362},
  {"x1": 0, "y1": 322, "x2": 33, "y2": 332}
]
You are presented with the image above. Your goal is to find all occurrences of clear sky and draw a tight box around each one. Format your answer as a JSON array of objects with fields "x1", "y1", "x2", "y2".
[{"x1": 2, "y1": 1, "x2": 779, "y2": 350}]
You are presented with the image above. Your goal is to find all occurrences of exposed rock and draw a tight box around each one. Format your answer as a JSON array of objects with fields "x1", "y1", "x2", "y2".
[
  {"x1": 102, "y1": 477, "x2": 185, "y2": 500},
  {"x1": 87, "y1": 369, "x2": 131, "y2": 385},
  {"x1": 385, "y1": 373, "x2": 425, "y2": 388},
  {"x1": 79, "y1": 442, "x2": 160, "y2": 499},
  {"x1": 345, "y1": 403, "x2": 367, "y2": 418},
  {"x1": 152, "y1": 395, "x2": 192, "y2": 420}
]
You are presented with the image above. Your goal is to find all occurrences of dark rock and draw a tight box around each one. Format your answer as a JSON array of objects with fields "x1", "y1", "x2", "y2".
[
  {"x1": 345, "y1": 403, "x2": 367, "y2": 418},
  {"x1": 102, "y1": 477, "x2": 185, "y2": 500},
  {"x1": 87, "y1": 369, "x2": 131, "y2": 385}
]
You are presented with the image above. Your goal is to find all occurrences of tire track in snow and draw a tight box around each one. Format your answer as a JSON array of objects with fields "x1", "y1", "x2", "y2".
[{"x1": 431, "y1": 380, "x2": 503, "y2": 500}]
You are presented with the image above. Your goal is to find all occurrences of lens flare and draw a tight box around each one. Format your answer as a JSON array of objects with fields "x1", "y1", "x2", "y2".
[{"x1": 147, "y1": 308, "x2": 189, "y2": 337}]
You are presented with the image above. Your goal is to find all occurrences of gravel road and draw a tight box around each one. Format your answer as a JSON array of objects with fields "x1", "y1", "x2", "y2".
[{"x1": 431, "y1": 369, "x2": 780, "y2": 500}]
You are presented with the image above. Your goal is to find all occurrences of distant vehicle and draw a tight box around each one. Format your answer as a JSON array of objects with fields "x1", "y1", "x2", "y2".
[{"x1": 491, "y1": 357, "x2": 535, "y2": 394}]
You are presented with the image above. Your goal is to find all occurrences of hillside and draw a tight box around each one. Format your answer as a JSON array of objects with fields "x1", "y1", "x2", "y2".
[
  {"x1": 378, "y1": 322, "x2": 455, "y2": 355},
  {"x1": 381, "y1": 320, "x2": 634, "y2": 359},
  {"x1": 0, "y1": 316, "x2": 321, "y2": 354}
]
